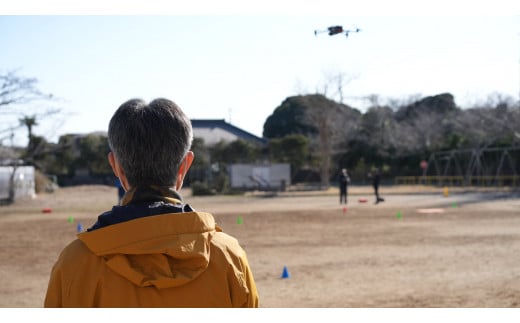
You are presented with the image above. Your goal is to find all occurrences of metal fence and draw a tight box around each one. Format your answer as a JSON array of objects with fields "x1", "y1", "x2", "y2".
[{"x1": 394, "y1": 175, "x2": 520, "y2": 186}]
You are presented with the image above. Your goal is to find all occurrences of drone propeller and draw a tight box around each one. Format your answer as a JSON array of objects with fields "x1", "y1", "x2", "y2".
[{"x1": 344, "y1": 28, "x2": 361, "y2": 38}]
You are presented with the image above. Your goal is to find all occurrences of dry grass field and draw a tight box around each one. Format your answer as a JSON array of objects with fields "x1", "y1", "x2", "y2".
[{"x1": 1, "y1": 184, "x2": 520, "y2": 308}]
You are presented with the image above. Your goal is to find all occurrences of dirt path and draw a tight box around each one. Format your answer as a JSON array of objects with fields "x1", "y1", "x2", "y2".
[{"x1": 1, "y1": 185, "x2": 519, "y2": 307}]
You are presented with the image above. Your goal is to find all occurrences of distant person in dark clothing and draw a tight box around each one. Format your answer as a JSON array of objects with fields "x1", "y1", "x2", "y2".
[
  {"x1": 369, "y1": 168, "x2": 384, "y2": 204},
  {"x1": 338, "y1": 168, "x2": 350, "y2": 204}
]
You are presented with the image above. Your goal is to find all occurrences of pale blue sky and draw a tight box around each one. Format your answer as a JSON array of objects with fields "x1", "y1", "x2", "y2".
[{"x1": 1, "y1": 2, "x2": 519, "y2": 146}]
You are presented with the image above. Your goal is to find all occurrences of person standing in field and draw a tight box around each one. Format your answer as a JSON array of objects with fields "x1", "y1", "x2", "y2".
[
  {"x1": 369, "y1": 167, "x2": 385, "y2": 204},
  {"x1": 338, "y1": 168, "x2": 350, "y2": 204},
  {"x1": 44, "y1": 98, "x2": 259, "y2": 308}
]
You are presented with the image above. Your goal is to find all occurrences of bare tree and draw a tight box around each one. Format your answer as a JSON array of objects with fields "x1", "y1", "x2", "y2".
[
  {"x1": 1, "y1": 71, "x2": 62, "y2": 139},
  {"x1": 357, "y1": 106, "x2": 405, "y2": 155},
  {"x1": 299, "y1": 95, "x2": 360, "y2": 188},
  {"x1": 452, "y1": 107, "x2": 517, "y2": 150},
  {"x1": 316, "y1": 70, "x2": 358, "y2": 104},
  {"x1": 400, "y1": 110, "x2": 449, "y2": 153},
  {"x1": 304, "y1": 71, "x2": 359, "y2": 187},
  {"x1": 480, "y1": 92, "x2": 517, "y2": 110},
  {"x1": 0, "y1": 71, "x2": 52, "y2": 109},
  {"x1": 0, "y1": 70, "x2": 59, "y2": 203}
]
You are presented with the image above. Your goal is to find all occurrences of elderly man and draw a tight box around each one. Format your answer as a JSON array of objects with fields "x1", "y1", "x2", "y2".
[{"x1": 44, "y1": 98, "x2": 259, "y2": 307}]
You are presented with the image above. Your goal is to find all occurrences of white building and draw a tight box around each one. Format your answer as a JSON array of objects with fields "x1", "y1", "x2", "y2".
[
  {"x1": 229, "y1": 163, "x2": 291, "y2": 191},
  {"x1": 0, "y1": 165, "x2": 36, "y2": 201}
]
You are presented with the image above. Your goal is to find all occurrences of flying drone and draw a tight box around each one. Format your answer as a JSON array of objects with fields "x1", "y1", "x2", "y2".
[{"x1": 314, "y1": 25, "x2": 361, "y2": 38}]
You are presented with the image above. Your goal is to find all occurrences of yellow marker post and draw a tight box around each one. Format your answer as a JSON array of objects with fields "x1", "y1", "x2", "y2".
[{"x1": 443, "y1": 186, "x2": 449, "y2": 197}]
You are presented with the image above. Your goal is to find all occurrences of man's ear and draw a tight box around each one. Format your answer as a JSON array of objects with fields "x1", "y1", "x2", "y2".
[
  {"x1": 175, "y1": 151, "x2": 194, "y2": 191},
  {"x1": 108, "y1": 151, "x2": 119, "y2": 176}
]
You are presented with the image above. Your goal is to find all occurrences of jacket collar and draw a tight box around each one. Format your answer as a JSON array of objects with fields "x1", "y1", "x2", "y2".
[{"x1": 120, "y1": 185, "x2": 184, "y2": 206}]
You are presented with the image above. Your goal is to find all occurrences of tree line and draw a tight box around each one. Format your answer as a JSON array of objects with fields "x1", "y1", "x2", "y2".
[
  {"x1": 262, "y1": 93, "x2": 520, "y2": 187},
  {"x1": 1, "y1": 71, "x2": 519, "y2": 197}
]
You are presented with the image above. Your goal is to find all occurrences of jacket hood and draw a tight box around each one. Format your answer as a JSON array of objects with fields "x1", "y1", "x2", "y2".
[{"x1": 78, "y1": 211, "x2": 217, "y2": 289}]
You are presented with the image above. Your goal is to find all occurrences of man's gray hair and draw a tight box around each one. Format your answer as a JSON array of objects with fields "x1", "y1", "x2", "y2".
[{"x1": 108, "y1": 98, "x2": 193, "y2": 188}]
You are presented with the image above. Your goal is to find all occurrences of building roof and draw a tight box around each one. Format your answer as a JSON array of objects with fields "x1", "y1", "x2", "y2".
[
  {"x1": 191, "y1": 119, "x2": 267, "y2": 146},
  {"x1": 60, "y1": 120, "x2": 267, "y2": 147}
]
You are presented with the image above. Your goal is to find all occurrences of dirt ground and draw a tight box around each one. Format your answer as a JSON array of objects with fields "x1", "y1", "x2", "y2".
[{"x1": 1, "y1": 184, "x2": 520, "y2": 308}]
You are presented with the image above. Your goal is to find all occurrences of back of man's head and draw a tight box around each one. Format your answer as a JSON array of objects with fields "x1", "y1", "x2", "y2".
[{"x1": 108, "y1": 98, "x2": 193, "y2": 188}]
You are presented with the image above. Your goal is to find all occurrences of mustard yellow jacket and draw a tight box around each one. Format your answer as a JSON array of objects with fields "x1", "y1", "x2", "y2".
[{"x1": 44, "y1": 211, "x2": 259, "y2": 307}]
